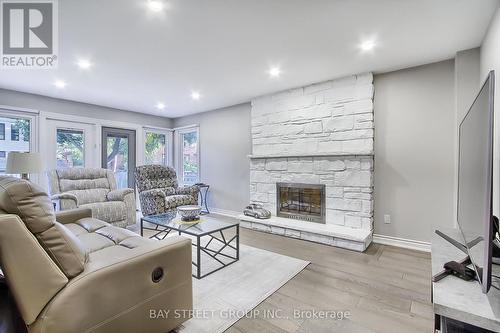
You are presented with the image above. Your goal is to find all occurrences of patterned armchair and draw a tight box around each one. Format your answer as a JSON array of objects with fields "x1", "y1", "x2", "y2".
[
  {"x1": 135, "y1": 165, "x2": 200, "y2": 216},
  {"x1": 47, "y1": 168, "x2": 136, "y2": 228}
]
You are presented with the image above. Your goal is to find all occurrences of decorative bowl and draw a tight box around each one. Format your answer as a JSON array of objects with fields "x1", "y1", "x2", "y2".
[{"x1": 177, "y1": 205, "x2": 202, "y2": 221}]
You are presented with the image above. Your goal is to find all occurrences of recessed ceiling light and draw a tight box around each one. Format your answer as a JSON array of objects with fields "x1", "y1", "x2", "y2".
[
  {"x1": 269, "y1": 66, "x2": 281, "y2": 78},
  {"x1": 359, "y1": 40, "x2": 376, "y2": 52},
  {"x1": 191, "y1": 91, "x2": 201, "y2": 100},
  {"x1": 54, "y1": 80, "x2": 66, "y2": 89},
  {"x1": 147, "y1": 0, "x2": 164, "y2": 12},
  {"x1": 156, "y1": 102, "x2": 166, "y2": 110},
  {"x1": 76, "y1": 58, "x2": 92, "y2": 70}
]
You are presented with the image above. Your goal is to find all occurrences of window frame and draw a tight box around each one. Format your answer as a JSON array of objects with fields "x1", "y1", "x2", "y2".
[
  {"x1": 0, "y1": 123, "x2": 5, "y2": 140},
  {"x1": 175, "y1": 126, "x2": 200, "y2": 186},
  {"x1": 0, "y1": 107, "x2": 39, "y2": 181}
]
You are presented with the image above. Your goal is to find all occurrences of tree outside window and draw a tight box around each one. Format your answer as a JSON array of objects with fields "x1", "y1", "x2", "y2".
[
  {"x1": 145, "y1": 132, "x2": 166, "y2": 165},
  {"x1": 56, "y1": 129, "x2": 84, "y2": 168}
]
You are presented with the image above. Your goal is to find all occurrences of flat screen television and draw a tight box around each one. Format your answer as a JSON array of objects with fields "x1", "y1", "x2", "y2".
[{"x1": 457, "y1": 70, "x2": 495, "y2": 293}]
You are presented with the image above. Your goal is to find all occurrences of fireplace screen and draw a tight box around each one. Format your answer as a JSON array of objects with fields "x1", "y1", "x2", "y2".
[{"x1": 276, "y1": 183, "x2": 326, "y2": 224}]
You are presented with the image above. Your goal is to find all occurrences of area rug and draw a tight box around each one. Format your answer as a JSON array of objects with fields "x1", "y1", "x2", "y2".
[
  {"x1": 135, "y1": 218, "x2": 309, "y2": 332},
  {"x1": 176, "y1": 244, "x2": 309, "y2": 333}
]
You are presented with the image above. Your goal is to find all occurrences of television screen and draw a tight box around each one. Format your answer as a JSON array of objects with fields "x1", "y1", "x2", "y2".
[{"x1": 457, "y1": 71, "x2": 495, "y2": 293}]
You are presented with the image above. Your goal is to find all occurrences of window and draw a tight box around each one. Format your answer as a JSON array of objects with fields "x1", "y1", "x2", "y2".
[
  {"x1": 144, "y1": 131, "x2": 167, "y2": 165},
  {"x1": 177, "y1": 127, "x2": 199, "y2": 185},
  {"x1": 0, "y1": 116, "x2": 31, "y2": 173},
  {"x1": 11, "y1": 126, "x2": 19, "y2": 141},
  {"x1": 56, "y1": 129, "x2": 85, "y2": 168}
]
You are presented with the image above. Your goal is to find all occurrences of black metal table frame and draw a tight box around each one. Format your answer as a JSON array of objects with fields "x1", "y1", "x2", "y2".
[
  {"x1": 140, "y1": 217, "x2": 239, "y2": 279},
  {"x1": 197, "y1": 184, "x2": 210, "y2": 215}
]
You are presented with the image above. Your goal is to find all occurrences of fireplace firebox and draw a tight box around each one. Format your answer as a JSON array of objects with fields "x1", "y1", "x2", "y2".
[{"x1": 276, "y1": 183, "x2": 326, "y2": 224}]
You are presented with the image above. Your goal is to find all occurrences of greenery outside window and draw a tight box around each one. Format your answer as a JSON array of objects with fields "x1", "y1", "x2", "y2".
[
  {"x1": 176, "y1": 127, "x2": 199, "y2": 185},
  {"x1": 56, "y1": 128, "x2": 84, "y2": 168},
  {"x1": 145, "y1": 131, "x2": 167, "y2": 165}
]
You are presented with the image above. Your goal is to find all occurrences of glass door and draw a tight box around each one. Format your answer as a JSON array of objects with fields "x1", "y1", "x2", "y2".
[{"x1": 102, "y1": 127, "x2": 136, "y2": 189}]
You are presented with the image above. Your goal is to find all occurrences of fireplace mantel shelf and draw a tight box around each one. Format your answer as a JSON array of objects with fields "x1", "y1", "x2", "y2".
[{"x1": 248, "y1": 152, "x2": 374, "y2": 159}]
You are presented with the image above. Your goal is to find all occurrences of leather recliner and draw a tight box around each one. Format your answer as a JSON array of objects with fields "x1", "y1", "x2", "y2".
[{"x1": 0, "y1": 176, "x2": 193, "y2": 333}]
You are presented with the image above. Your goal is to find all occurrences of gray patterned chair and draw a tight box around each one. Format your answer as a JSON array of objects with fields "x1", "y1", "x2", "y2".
[
  {"x1": 135, "y1": 165, "x2": 200, "y2": 216},
  {"x1": 47, "y1": 168, "x2": 136, "y2": 228}
]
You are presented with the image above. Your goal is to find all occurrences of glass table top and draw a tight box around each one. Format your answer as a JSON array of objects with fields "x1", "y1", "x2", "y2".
[{"x1": 142, "y1": 211, "x2": 239, "y2": 236}]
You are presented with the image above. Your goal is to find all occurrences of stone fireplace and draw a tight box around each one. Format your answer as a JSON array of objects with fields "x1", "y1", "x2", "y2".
[
  {"x1": 277, "y1": 183, "x2": 325, "y2": 224},
  {"x1": 239, "y1": 73, "x2": 374, "y2": 252}
]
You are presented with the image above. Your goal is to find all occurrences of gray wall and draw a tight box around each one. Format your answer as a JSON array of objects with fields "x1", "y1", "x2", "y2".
[
  {"x1": 480, "y1": 3, "x2": 500, "y2": 217},
  {"x1": 0, "y1": 88, "x2": 173, "y2": 128},
  {"x1": 373, "y1": 60, "x2": 456, "y2": 242},
  {"x1": 456, "y1": 48, "x2": 481, "y2": 123},
  {"x1": 173, "y1": 103, "x2": 251, "y2": 213}
]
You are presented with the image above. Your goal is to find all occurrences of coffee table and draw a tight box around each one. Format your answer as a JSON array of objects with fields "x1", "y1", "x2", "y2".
[{"x1": 141, "y1": 212, "x2": 239, "y2": 279}]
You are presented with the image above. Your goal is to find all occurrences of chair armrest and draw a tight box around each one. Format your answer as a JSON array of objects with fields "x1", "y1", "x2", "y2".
[
  {"x1": 141, "y1": 188, "x2": 166, "y2": 199},
  {"x1": 37, "y1": 237, "x2": 193, "y2": 332},
  {"x1": 55, "y1": 208, "x2": 92, "y2": 224},
  {"x1": 107, "y1": 188, "x2": 135, "y2": 201},
  {"x1": 139, "y1": 189, "x2": 166, "y2": 216},
  {"x1": 51, "y1": 192, "x2": 78, "y2": 205},
  {"x1": 176, "y1": 185, "x2": 200, "y2": 197}
]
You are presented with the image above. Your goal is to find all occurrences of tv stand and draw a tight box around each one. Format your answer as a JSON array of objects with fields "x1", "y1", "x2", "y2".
[
  {"x1": 432, "y1": 230, "x2": 482, "y2": 283},
  {"x1": 431, "y1": 228, "x2": 500, "y2": 332},
  {"x1": 434, "y1": 216, "x2": 500, "y2": 282}
]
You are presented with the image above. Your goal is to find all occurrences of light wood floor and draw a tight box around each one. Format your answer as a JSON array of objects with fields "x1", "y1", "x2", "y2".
[{"x1": 226, "y1": 223, "x2": 433, "y2": 333}]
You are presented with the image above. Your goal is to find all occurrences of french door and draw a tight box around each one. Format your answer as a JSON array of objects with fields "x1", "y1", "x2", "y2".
[{"x1": 101, "y1": 127, "x2": 136, "y2": 189}]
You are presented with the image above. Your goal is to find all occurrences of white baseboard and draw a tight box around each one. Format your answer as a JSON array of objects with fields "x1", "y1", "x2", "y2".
[
  {"x1": 208, "y1": 207, "x2": 241, "y2": 218},
  {"x1": 373, "y1": 234, "x2": 431, "y2": 252},
  {"x1": 208, "y1": 209, "x2": 431, "y2": 253}
]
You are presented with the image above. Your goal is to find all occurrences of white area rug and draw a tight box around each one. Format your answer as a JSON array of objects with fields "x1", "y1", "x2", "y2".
[{"x1": 176, "y1": 244, "x2": 309, "y2": 333}]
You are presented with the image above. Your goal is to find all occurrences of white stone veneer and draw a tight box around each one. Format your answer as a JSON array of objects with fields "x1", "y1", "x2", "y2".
[
  {"x1": 245, "y1": 73, "x2": 375, "y2": 250},
  {"x1": 250, "y1": 156, "x2": 373, "y2": 230}
]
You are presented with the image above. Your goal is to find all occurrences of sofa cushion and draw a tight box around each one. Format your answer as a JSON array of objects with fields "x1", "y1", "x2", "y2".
[
  {"x1": 0, "y1": 177, "x2": 87, "y2": 278},
  {"x1": 59, "y1": 178, "x2": 110, "y2": 192},
  {"x1": 68, "y1": 189, "x2": 109, "y2": 205},
  {"x1": 164, "y1": 194, "x2": 197, "y2": 209},
  {"x1": 80, "y1": 201, "x2": 127, "y2": 223},
  {"x1": 0, "y1": 177, "x2": 55, "y2": 233},
  {"x1": 66, "y1": 218, "x2": 154, "y2": 255}
]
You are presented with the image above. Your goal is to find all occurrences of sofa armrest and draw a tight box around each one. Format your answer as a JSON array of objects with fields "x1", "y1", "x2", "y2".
[
  {"x1": 107, "y1": 188, "x2": 135, "y2": 201},
  {"x1": 175, "y1": 185, "x2": 200, "y2": 197},
  {"x1": 55, "y1": 208, "x2": 92, "y2": 225},
  {"x1": 51, "y1": 192, "x2": 78, "y2": 210},
  {"x1": 35, "y1": 237, "x2": 193, "y2": 333}
]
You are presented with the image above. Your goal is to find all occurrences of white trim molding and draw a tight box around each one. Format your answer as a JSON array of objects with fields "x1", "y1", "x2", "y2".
[{"x1": 372, "y1": 234, "x2": 431, "y2": 252}]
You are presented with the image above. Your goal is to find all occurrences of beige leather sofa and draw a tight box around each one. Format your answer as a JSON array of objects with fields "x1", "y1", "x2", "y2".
[{"x1": 0, "y1": 176, "x2": 193, "y2": 333}]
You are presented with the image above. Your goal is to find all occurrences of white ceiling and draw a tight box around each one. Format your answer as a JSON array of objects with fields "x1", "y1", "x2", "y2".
[{"x1": 0, "y1": 0, "x2": 498, "y2": 118}]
